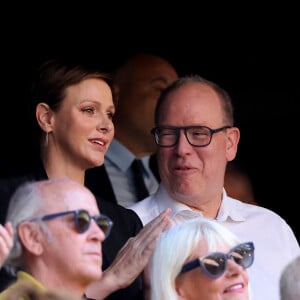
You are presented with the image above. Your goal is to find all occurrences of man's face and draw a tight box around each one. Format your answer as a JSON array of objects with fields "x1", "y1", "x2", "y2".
[
  {"x1": 39, "y1": 182, "x2": 105, "y2": 285},
  {"x1": 157, "y1": 82, "x2": 239, "y2": 207},
  {"x1": 115, "y1": 56, "x2": 178, "y2": 153}
]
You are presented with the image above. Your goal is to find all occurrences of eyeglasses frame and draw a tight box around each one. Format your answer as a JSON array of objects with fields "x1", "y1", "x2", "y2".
[
  {"x1": 180, "y1": 241, "x2": 254, "y2": 279},
  {"x1": 28, "y1": 209, "x2": 113, "y2": 238},
  {"x1": 151, "y1": 125, "x2": 232, "y2": 147}
]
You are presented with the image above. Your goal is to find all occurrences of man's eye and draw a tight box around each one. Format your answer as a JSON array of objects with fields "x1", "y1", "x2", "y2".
[{"x1": 161, "y1": 131, "x2": 176, "y2": 136}]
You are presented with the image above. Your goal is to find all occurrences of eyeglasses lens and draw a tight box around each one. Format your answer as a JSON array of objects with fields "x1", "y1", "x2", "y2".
[
  {"x1": 231, "y1": 244, "x2": 253, "y2": 268},
  {"x1": 202, "y1": 243, "x2": 253, "y2": 278},
  {"x1": 96, "y1": 216, "x2": 110, "y2": 236},
  {"x1": 76, "y1": 210, "x2": 111, "y2": 237},
  {"x1": 203, "y1": 254, "x2": 226, "y2": 277},
  {"x1": 77, "y1": 210, "x2": 90, "y2": 233}
]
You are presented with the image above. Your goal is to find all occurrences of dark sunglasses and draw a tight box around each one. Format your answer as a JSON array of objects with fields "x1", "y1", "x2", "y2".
[
  {"x1": 180, "y1": 242, "x2": 254, "y2": 279},
  {"x1": 29, "y1": 209, "x2": 113, "y2": 239}
]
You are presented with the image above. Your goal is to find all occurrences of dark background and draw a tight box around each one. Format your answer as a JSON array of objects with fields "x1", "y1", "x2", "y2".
[{"x1": 1, "y1": 8, "x2": 299, "y2": 240}]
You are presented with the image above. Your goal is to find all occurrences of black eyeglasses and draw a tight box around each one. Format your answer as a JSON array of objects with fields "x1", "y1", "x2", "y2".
[
  {"x1": 29, "y1": 209, "x2": 113, "y2": 239},
  {"x1": 180, "y1": 242, "x2": 254, "y2": 279},
  {"x1": 151, "y1": 125, "x2": 232, "y2": 147}
]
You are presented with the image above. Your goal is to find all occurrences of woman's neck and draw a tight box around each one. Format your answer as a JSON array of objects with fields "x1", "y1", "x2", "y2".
[{"x1": 41, "y1": 153, "x2": 85, "y2": 185}]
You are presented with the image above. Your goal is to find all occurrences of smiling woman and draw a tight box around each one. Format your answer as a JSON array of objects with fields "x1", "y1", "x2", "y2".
[{"x1": 150, "y1": 217, "x2": 253, "y2": 300}]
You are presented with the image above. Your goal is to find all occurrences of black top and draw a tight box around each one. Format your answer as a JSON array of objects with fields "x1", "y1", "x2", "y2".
[{"x1": 0, "y1": 163, "x2": 144, "y2": 300}]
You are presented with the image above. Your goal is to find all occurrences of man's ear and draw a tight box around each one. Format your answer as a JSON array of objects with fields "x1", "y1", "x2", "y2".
[
  {"x1": 18, "y1": 222, "x2": 44, "y2": 255},
  {"x1": 36, "y1": 102, "x2": 54, "y2": 133},
  {"x1": 226, "y1": 127, "x2": 240, "y2": 162}
]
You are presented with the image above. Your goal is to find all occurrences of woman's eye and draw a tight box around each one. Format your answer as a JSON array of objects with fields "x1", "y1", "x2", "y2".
[
  {"x1": 83, "y1": 107, "x2": 95, "y2": 114},
  {"x1": 107, "y1": 112, "x2": 114, "y2": 120}
]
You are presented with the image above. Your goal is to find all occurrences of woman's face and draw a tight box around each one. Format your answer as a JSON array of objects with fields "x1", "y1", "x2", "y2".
[
  {"x1": 51, "y1": 78, "x2": 115, "y2": 170},
  {"x1": 175, "y1": 243, "x2": 250, "y2": 300}
]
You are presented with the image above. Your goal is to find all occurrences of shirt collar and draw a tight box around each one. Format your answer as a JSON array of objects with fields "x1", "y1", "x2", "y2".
[
  {"x1": 105, "y1": 139, "x2": 135, "y2": 171},
  {"x1": 217, "y1": 189, "x2": 246, "y2": 222},
  {"x1": 17, "y1": 270, "x2": 46, "y2": 291},
  {"x1": 155, "y1": 185, "x2": 245, "y2": 222},
  {"x1": 105, "y1": 139, "x2": 151, "y2": 177}
]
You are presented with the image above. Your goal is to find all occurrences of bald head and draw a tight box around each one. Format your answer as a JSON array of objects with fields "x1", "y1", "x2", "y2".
[
  {"x1": 34, "y1": 177, "x2": 98, "y2": 212},
  {"x1": 6, "y1": 177, "x2": 100, "y2": 233}
]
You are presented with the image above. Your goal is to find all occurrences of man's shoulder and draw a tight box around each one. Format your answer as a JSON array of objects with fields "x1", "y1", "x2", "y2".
[
  {"x1": 230, "y1": 197, "x2": 298, "y2": 237},
  {"x1": 229, "y1": 196, "x2": 281, "y2": 217},
  {"x1": 129, "y1": 195, "x2": 157, "y2": 212},
  {"x1": 129, "y1": 196, "x2": 160, "y2": 225}
]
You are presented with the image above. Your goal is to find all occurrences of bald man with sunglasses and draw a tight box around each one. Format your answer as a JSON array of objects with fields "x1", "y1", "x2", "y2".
[
  {"x1": 0, "y1": 178, "x2": 112, "y2": 299},
  {"x1": 0, "y1": 178, "x2": 170, "y2": 300}
]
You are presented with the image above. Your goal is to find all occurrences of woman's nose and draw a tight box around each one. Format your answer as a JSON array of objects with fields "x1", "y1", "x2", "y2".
[
  {"x1": 225, "y1": 258, "x2": 244, "y2": 277},
  {"x1": 97, "y1": 117, "x2": 114, "y2": 133}
]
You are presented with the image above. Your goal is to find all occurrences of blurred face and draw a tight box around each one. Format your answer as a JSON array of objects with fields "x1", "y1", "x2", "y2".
[
  {"x1": 224, "y1": 166, "x2": 257, "y2": 205},
  {"x1": 175, "y1": 243, "x2": 250, "y2": 300},
  {"x1": 157, "y1": 82, "x2": 239, "y2": 212},
  {"x1": 51, "y1": 78, "x2": 115, "y2": 169},
  {"x1": 115, "y1": 56, "x2": 178, "y2": 154},
  {"x1": 40, "y1": 182, "x2": 106, "y2": 285}
]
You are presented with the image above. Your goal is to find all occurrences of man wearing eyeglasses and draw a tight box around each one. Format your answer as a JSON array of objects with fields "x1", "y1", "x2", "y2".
[
  {"x1": 129, "y1": 75, "x2": 300, "y2": 300},
  {"x1": 0, "y1": 178, "x2": 112, "y2": 299}
]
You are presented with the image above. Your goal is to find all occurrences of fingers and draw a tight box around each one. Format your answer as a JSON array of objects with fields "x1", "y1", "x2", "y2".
[
  {"x1": 145, "y1": 208, "x2": 172, "y2": 231},
  {"x1": 118, "y1": 208, "x2": 172, "y2": 265},
  {"x1": 0, "y1": 223, "x2": 14, "y2": 247},
  {"x1": 0, "y1": 222, "x2": 14, "y2": 266},
  {"x1": 96, "y1": 209, "x2": 172, "y2": 292},
  {"x1": 4, "y1": 222, "x2": 14, "y2": 236},
  {"x1": 133, "y1": 208, "x2": 171, "y2": 248},
  {"x1": 107, "y1": 208, "x2": 171, "y2": 271}
]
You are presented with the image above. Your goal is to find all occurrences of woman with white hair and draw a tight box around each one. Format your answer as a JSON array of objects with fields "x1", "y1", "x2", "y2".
[{"x1": 150, "y1": 217, "x2": 254, "y2": 300}]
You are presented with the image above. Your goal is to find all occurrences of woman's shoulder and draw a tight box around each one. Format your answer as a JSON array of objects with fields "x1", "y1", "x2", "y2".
[{"x1": 95, "y1": 196, "x2": 143, "y2": 229}]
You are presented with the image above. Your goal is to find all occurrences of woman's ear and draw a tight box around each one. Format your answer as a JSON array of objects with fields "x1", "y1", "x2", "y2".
[
  {"x1": 175, "y1": 277, "x2": 188, "y2": 300},
  {"x1": 36, "y1": 102, "x2": 53, "y2": 133},
  {"x1": 18, "y1": 222, "x2": 44, "y2": 255},
  {"x1": 176, "y1": 287, "x2": 188, "y2": 300}
]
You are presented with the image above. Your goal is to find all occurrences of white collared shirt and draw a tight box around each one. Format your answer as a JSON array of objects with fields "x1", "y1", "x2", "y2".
[{"x1": 129, "y1": 184, "x2": 300, "y2": 300}]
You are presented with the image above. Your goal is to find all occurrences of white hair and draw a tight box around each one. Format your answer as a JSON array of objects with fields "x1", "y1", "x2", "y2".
[{"x1": 150, "y1": 217, "x2": 243, "y2": 300}]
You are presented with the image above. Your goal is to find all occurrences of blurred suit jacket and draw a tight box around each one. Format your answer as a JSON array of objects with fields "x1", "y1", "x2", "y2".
[{"x1": 85, "y1": 153, "x2": 161, "y2": 204}]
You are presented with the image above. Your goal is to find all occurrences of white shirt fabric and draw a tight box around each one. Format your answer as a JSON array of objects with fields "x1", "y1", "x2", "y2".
[
  {"x1": 129, "y1": 184, "x2": 300, "y2": 300},
  {"x1": 104, "y1": 139, "x2": 159, "y2": 207}
]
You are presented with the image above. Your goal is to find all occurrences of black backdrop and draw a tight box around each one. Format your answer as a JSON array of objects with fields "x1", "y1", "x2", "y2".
[{"x1": 1, "y1": 10, "x2": 299, "y2": 241}]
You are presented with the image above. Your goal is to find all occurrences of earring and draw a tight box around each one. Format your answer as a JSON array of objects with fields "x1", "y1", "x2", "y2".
[{"x1": 44, "y1": 132, "x2": 48, "y2": 147}]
